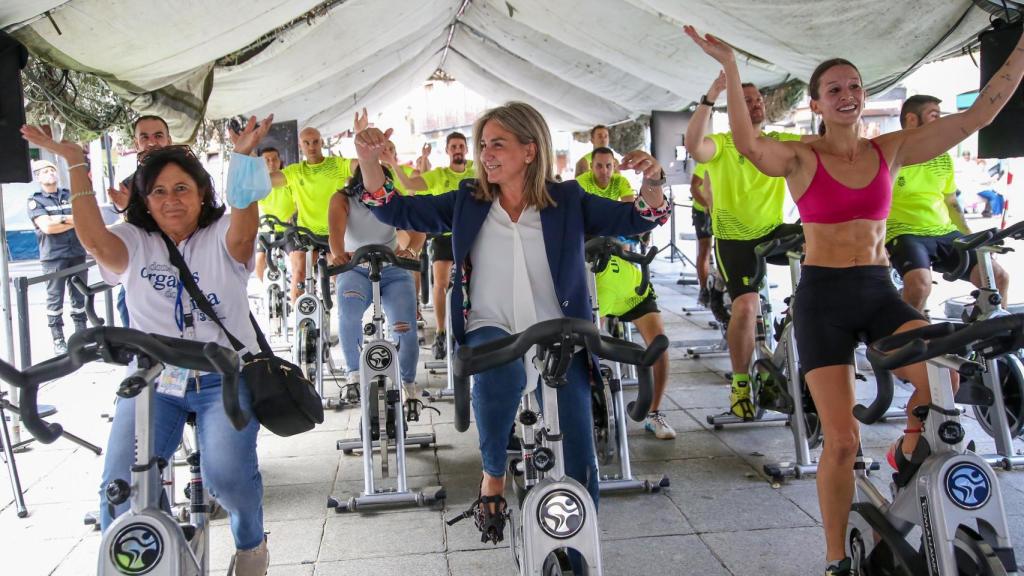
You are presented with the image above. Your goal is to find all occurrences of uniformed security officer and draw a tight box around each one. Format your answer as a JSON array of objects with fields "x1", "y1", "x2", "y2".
[{"x1": 28, "y1": 159, "x2": 88, "y2": 354}]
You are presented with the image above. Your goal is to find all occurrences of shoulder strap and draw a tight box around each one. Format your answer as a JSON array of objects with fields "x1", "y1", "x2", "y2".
[{"x1": 159, "y1": 232, "x2": 270, "y2": 358}]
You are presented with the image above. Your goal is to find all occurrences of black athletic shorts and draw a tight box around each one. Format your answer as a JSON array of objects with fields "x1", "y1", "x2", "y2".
[
  {"x1": 886, "y1": 231, "x2": 976, "y2": 281},
  {"x1": 430, "y1": 235, "x2": 454, "y2": 262},
  {"x1": 615, "y1": 291, "x2": 660, "y2": 323},
  {"x1": 692, "y1": 208, "x2": 712, "y2": 240},
  {"x1": 715, "y1": 223, "x2": 802, "y2": 299},
  {"x1": 793, "y1": 265, "x2": 926, "y2": 373}
]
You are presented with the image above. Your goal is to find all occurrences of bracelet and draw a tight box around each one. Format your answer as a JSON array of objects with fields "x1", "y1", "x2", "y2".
[
  {"x1": 70, "y1": 190, "x2": 97, "y2": 202},
  {"x1": 68, "y1": 162, "x2": 88, "y2": 171}
]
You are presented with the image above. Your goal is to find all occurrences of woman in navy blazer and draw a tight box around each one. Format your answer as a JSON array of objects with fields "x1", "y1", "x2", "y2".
[{"x1": 352, "y1": 102, "x2": 670, "y2": 544}]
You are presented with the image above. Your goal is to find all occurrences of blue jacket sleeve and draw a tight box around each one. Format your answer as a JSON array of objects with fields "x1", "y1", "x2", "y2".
[
  {"x1": 369, "y1": 191, "x2": 457, "y2": 236},
  {"x1": 577, "y1": 184, "x2": 660, "y2": 237}
]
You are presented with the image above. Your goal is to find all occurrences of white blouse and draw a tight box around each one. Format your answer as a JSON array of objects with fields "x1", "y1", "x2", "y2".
[{"x1": 466, "y1": 200, "x2": 563, "y2": 336}]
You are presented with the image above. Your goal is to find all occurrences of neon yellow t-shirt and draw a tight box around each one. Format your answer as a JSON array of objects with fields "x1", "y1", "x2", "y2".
[
  {"x1": 886, "y1": 152, "x2": 959, "y2": 244},
  {"x1": 282, "y1": 156, "x2": 353, "y2": 235},
  {"x1": 391, "y1": 165, "x2": 418, "y2": 196},
  {"x1": 258, "y1": 185, "x2": 295, "y2": 231},
  {"x1": 705, "y1": 131, "x2": 801, "y2": 240},
  {"x1": 596, "y1": 255, "x2": 653, "y2": 318},
  {"x1": 576, "y1": 172, "x2": 633, "y2": 201},
  {"x1": 421, "y1": 161, "x2": 475, "y2": 195},
  {"x1": 692, "y1": 163, "x2": 708, "y2": 213}
]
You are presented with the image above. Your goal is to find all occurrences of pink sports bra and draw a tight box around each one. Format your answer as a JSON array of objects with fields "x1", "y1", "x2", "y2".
[{"x1": 796, "y1": 140, "x2": 892, "y2": 224}]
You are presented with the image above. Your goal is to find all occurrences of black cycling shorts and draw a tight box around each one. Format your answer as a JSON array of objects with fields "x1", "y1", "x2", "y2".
[
  {"x1": 793, "y1": 265, "x2": 926, "y2": 373},
  {"x1": 692, "y1": 209, "x2": 712, "y2": 240},
  {"x1": 715, "y1": 223, "x2": 802, "y2": 299},
  {"x1": 615, "y1": 291, "x2": 660, "y2": 323},
  {"x1": 886, "y1": 231, "x2": 976, "y2": 281},
  {"x1": 430, "y1": 235, "x2": 454, "y2": 262}
]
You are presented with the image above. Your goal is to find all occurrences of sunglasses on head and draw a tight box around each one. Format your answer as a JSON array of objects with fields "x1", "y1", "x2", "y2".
[{"x1": 134, "y1": 145, "x2": 202, "y2": 193}]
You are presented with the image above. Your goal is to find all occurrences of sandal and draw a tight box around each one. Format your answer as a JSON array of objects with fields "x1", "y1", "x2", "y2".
[{"x1": 447, "y1": 481, "x2": 509, "y2": 544}]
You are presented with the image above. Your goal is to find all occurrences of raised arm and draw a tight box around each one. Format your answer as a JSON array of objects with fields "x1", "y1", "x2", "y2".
[
  {"x1": 684, "y1": 26, "x2": 801, "y2": 178},
  {"x1": 885, "y1": 30, "x2": 1024, "y2": 168},
  {"x1": 685, "y1": 72, "x2": 725, "y2": 163},
  {"x1": 20, "y1": 126, "x2": 128, "y2": 273},
  {"x1": 225, "y1": 115, "x2": 274, "y2": 264}
]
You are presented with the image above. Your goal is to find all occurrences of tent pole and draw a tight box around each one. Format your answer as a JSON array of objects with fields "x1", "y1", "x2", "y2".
[{"x1": 0, "y1": 183, "x2": 23, "y2": 445}]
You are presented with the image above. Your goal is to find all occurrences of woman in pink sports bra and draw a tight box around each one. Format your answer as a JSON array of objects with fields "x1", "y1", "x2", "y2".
[{"x1": 686, "y1": 24, "x2": 1024, "y2": 576}]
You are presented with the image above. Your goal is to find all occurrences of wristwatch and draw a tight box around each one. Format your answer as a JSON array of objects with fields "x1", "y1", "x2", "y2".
[
  {"x1": 643, "y1": 170, "x2": 667, "y2": 188},
  {"x1": 699, "y1": 94, "x2": 716, "y2": 107}
]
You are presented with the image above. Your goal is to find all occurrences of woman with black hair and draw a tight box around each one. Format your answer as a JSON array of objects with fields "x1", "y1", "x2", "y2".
[
  {"x1": 21, "y1": 116, "x2": 275, "y2": 576},
  {"x1": 327, "y1": 164, "x2": 425, "y2": 396},
  {"x1": 686, "y1": 24, "x2": 1024, "y2": 576}
]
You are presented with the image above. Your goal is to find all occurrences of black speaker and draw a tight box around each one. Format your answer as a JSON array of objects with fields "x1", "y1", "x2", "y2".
[
  {"x1": 978, "y1": 19, "x2": 1024, "y2": 159},
  {"x1": 0, "y1": 31, "x2": 30, "y2": 183}
]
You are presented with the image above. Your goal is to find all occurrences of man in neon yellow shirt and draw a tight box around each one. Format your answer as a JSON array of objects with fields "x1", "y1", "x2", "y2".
[
  {"x1": 270, "y1": 126, "x2": 357, "y2": 301},
  {"x1": 256, "y1": 147, "x2": 296, "y2": 283},
  {"x1": 580, "y1": 160, "x2": 676, "y2": 439},
  {"x1": 576, "y1": 147, "x2": 634, "y2": 201},
  {"x1": 886, "y1": 95, "x2": 1009, "y2": 311},
  {"x1": 574, "y1": 125, "x2": 620, "y2": 175},
  {"x1": 690, "y1": 163, "x2": 713, "y2": 307},
  {"x1": 392, "y1": 131, "x2": 474, "y2": 359},
  {"x1": 685, "y1": 73, "x2": 812, "y2": 420}
]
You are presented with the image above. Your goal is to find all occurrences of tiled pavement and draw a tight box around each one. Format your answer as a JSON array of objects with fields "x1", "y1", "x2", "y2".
[{"x1": 4, "y1": 256, "x2": 1024, "y2": 575}]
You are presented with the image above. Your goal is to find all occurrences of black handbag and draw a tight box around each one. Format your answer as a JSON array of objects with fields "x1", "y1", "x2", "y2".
[{"x1": 160, "y1": 233, "x2": 324, "y2": 436}]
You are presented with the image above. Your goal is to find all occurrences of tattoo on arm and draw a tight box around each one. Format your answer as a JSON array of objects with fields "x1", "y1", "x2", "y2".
[
  {"x1": 989, "y1": 91, "x2": 1003, "y2": 105},
  {"x1": 1001, "y1": 73, "x2": 1013, "y2": 82}
]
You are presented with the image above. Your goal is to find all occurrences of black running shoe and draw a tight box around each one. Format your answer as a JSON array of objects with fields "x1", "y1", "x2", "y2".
[{"x1": 825, "y1": 558, "x2": 852, "y2": 576}]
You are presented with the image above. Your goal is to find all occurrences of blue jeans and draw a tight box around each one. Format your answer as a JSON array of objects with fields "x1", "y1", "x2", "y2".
[
  {"x1": 99, "y1": 373, "x2": 264, "y2": 550},
  {"x1": 465, "y1": 326, "x2": 599, "y2": 504},
  {"x1": 116, "y1": 286, "x2": 129, "y2": 327},
  {"x1": 337, "y1": 265, "x2": 419, "y2": 384}
]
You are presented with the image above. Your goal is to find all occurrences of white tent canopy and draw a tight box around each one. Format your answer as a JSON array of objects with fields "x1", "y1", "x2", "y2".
[{"x1": 1, "y1": 0, "x2": 997, "y2": 139}]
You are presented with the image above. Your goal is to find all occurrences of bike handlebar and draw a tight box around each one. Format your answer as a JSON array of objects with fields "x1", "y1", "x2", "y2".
[
  {"x1": 993, "y1": 219, "x2": 1024, "y2": 243},
  {"x1": 0, "y1": 327, "x2": 247, "y2": 444},
  {"x1": 584, "y1": 237, "x2": 659, "y2": 296},
  {"x1": 857, "y1": 314, "x2": 1024, "y2": 424},
  {"x1": 751, "y1": 232, "x2": 804, "y2": 289},
  {"x1": 259, "y1": 214, "x2": 288, "y2": 230},
  {"x1": 450, "y1": 317, "x2": 669, "y2": 432},
  {"x1": 69, "y1": 277, "x2": 114, "y2": 327},
  {"x1": 283, "y1": 225, "x2": 330, "y2": 252},
  {"x1": 945, "y1": 228, "x2": 998, "y2": 282},
  {"x1": 317, "y1": 244, "x2": 421, "y2": 309}
]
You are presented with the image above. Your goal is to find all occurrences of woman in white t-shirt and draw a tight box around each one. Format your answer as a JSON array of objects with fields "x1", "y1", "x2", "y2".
[{"x1": 21, "y1": 117, "x2": 274, "y2": 575}]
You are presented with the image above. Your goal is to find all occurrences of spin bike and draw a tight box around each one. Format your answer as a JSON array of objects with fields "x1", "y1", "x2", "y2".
[
  {"x1": 2, "y1": 327, "x2": 247, "y2": 575},
  {"x1": 583, "y1": 236, "x2": 670, "y2": 494},
  {"x1": 941, "y1": 221, "x2": 1024, "y2": 470},
  {"x1": 451, "y1": 318, "x2": 668, "y2": 575},
  {"x1": 850, "y1": 314, "x2": 1023, "y2": 575},
  {"x1": 256, "y1": 214, "x2": 291, "y2": 340},
  {"x1": 320, "y1": 245, "x2": 445, "y2": 512},
  {"x1": 282, "y1": 224, "x2": 348, "y2": 407}
]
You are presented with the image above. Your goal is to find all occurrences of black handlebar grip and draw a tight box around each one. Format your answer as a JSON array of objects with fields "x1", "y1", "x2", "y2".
[
  {"x1": 70, "y1": 276, "x2": 105, "y2": 327},
  {"x1": 993, "y1": 219, "x2": 1024, "y2": 243},
  {"x1": 317, "y1": 258, "x2": 333, "y2": 310},
  {"x1": 452, "y1": 347, "x2": 473, "y2": 432},
  {"x1": 945, "y1": 229, "x2": 996, "y2": 282},
  {"x1": 202, "y1": 343, "x2": 249, "y2": 431},
  {"x1": 634, "y1": 246, "x2": 659, "y2": 296},
  {"x1": 16, "y1": 383, "x2": 64, "y2": 444},
  {"x1": 626, "y1": 334, "x2": 668, "y2": 421}
]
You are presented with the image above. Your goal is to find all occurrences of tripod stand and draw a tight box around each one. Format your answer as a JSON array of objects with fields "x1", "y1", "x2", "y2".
[{"x1": 659, "y1": 189, "x2": 699, "y2": 286}]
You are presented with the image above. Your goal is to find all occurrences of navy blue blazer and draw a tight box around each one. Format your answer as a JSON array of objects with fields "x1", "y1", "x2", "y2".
[{"x1": 369, "y1": 178, "x2": 662, "y2": 344}]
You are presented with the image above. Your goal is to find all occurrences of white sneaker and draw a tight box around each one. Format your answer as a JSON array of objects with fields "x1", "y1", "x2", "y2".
[
  {"x1": 644, "y1": 411, "x2": 677, "y2": 439},
  {"x1": 345, "y1": 371, "x2": 360, "y2": 386}
]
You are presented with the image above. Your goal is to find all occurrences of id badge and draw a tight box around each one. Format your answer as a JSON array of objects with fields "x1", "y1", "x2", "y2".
[{"x1": 158, "y1": 365, "x2": 191, "y2": 398}]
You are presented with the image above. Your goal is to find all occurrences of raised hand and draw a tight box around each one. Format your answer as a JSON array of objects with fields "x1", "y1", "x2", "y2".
[
  {"x1": 420, "y1": 142, "x2": 431, "y2": 159},
  {"x1": 708, "y1": 70, "x2": 727, "y2": 100},
  {"x1": 619, "y1": 150, "x2": 663, "y2": 181},
  {"x1": 353, "y1": 107, "x2": 369, "y2": 133},
  {"x1": 20, "y1": 125, "x2": 86, "y2": 164},
  {"x1": 684, "y1": 25, "x2": 735, "y2": 65},
  {"x1": 230, "y1": 114, "x2": 274, "y2": 156},
  {"x1": 108, "y1": 183, "x2": 130, "y2": 210},
  {"x1": 354, "y1": 127, "x2": 394, "y2": 162}
]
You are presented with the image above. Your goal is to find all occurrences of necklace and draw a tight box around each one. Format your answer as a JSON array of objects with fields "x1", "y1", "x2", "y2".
[{"x1": 502, "y1": 194, "x2": 529, "y2": 222}]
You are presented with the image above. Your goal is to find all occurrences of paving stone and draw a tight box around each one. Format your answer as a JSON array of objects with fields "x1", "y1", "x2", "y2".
[
  {"x1": 447, "y1": 547, "x2": 519, "y2": 576},
  {"x1": 318, "y1": 509, "x2": 445, "y2": 561},
  {"x1": 702, "y1": 526, "x2": 826, "y2": 576},
  {"x1": 316, "y1": 553, "x2": 448, "y2": 575},
  {"x1": 602, "y1": 534, "x2": 731, "y2": 576},
  {"x1": 262, "y1": 482, "x2": 333, "y2": 522},
  {"x1": 598, "y1": 491, "x2": 693, "y2": 539},
  {"x1": 670, "y1": 485, "x2": 816, "y2": 533},
  {"x1": 629, "y1": 429, "x2": 734, "y2": 462},
  {"x1": 633, "y1": 456, "x2": 764, "y2": 491},
  {"x1": 260, "y1": 455, "x2": 340, "y2": 487}
]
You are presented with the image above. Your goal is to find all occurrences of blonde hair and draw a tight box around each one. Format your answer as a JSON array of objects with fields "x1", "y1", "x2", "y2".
[{"x1": 471, "y1": 101, "x2": 556, "y2": 209}]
